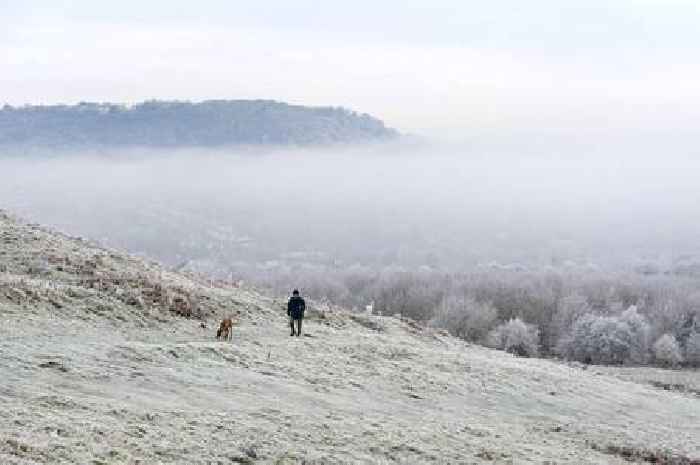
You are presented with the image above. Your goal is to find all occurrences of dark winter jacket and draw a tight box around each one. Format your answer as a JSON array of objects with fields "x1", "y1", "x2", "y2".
[{"x1": 287, "y1": 296, "x2": 306, "y2": 320}]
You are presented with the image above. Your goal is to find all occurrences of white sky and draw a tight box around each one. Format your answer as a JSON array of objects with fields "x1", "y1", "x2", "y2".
[{"x1": 2, "y1": 1, "x2": 700, "y2": 137}]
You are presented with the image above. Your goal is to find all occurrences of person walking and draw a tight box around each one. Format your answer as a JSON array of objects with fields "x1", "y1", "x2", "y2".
[{"x1": 287, "y1": 289, "x2": 306, "y2": 336}]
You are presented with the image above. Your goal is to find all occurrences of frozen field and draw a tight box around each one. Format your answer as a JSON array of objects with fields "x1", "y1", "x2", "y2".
[{"x1": 1, "y1": 212, "x2": 699, "y2": 464}]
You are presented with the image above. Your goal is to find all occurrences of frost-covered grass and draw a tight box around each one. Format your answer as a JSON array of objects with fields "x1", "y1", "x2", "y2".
[
  {"x1": 3, "y1": 313, "x2": 699, "y2": 464},
  {"x1": 1, "y1": 212, "x2": 699, "y2": 464},
  {"x1": 592, "y1": 365, "x2": 700, "y2": 397}
]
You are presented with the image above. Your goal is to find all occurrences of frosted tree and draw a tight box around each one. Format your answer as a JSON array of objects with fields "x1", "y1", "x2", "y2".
[
  {"x1": 429, "y1": 295, "x2": 497, "y2": 343},
  {"x1": 619, "y1": 305, "x2": 651, "y2": 364},
  {"x1": 584, "y1": 316, "x2": 633, "y2": 365},
  {"x1": 550, "y1": 294, "x2": 592, "y2": 352},
  {"x1": 487, "y1": 318, "x2": 539, "y2": 357},
  {"x1": 653, "y1": 334, "x2": 683, "y2": 367},
  {"x1": 683, "y1": 332, "x2": 700, "y2": 367},
  {"x1": 557, "y1": 309, "x2": 651, "y2": 365}
]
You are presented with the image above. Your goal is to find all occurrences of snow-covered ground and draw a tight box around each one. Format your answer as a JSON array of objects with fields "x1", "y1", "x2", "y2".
[{"x1": 1, "y1": 211, "x2": 699, "y2": 464}]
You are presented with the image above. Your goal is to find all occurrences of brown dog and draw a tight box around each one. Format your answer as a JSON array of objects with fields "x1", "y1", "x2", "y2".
[{"x1": 216, "y1": 318, "x2": 234, "y2": 341}]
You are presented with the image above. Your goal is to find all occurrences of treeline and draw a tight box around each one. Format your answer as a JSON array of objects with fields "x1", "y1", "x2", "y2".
[
  {"x1": 0, "y1": 100, "x2": 398, "y2": 148},
  {"x1": 250, "y1": 266, "x2": 700, "y2": 367}
]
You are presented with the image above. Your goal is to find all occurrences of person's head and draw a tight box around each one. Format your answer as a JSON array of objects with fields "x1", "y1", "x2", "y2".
[{"x1": 292, "y1": 289, "x2": 299, "y2": 296}]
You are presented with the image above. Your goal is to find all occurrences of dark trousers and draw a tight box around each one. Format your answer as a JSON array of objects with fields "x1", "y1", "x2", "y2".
[{"x1": 290, "y1": 317, "x2": 302, "y2": 336}]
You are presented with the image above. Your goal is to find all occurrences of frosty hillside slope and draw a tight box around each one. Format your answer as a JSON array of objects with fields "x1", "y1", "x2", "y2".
[{"x1": 0, "y1": 210, "x2": 698, "y2": 464}]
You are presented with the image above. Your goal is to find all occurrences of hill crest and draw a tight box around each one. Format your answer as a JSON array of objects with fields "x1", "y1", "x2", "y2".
[{"x1": 0, "y1": 100, "x2": 399, "y2": 149}]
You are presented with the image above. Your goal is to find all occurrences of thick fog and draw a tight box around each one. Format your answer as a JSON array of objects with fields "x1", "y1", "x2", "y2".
[{"x1": 3, "y1": 140, "x2": 700, "y2": 279}]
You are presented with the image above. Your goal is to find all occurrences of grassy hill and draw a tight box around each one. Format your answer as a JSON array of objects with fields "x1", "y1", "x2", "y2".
[{"x1": 0, "y1": 210, "x2": 698, "y2": 464}]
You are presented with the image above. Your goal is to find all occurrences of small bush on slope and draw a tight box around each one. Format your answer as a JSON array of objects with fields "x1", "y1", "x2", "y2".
[
  {"x1": 487, "y1": 318, "x2": 539, "y2": 357},
  {"x1": 653, "y1": 334, "x2": 684, "y2": 367}
]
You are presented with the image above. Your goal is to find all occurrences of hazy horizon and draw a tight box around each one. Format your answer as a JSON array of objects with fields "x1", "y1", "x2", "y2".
[
  {"x1": 3, "y1": 1, "x2": 700, "y2": 140},
  {"x1": 3, "y1": 1, "x2": 700, "y2": 273}
]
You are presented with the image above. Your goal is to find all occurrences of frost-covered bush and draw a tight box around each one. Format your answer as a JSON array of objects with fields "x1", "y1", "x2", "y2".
[
  {"x1": 557, "y1": 307, "x2": 651, "y2": 365},
  {"x1": 429, "y1": 295, "x2": 498, "y2": 342},
  {"x1": 683, "y1": 332, "x2": 700, "y2": 367},
  {"x1": 558, "y1": 314, "x2": 628, "y2": 364},
  {"x1": 371, "y1": 271, "x2": 446, "y2": 322},
  {"x1": 618, "y1": 306, "x2": 651, "y2": 364},
  {"x1": 487, "y1": 318, "x2": 539, "y2": 357},
  {"x1": 549, "y1": 294, "x2": 592, "y2": 352},
  {"x1": 653, "y1": 334, "x2": 683, "y2": 367}
]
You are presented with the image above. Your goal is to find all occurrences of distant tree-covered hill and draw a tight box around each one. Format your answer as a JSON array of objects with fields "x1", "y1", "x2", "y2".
[{"x1": 0, "y1": 100, "x2": 398, "y2": 148}]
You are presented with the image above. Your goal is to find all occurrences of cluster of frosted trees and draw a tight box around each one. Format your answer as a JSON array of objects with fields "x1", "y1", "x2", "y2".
[
  {"x1": 429, "y1": 297, "x2": 698, "y2": 365},
  {"x1": 256, "y1": 266, "x2": 700, "y2": 367},
  {"x1": 433, "y1": 275, "x2": 700, "y2": 366}
]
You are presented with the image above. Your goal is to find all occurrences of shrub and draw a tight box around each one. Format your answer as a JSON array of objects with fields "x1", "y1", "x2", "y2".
[
  {"x1": 487, "y1": 318, "x2": 539, "y2": 357},
  {"x1": 558, "y1": 308, "x2": 651, "y2": 365},
  {"x1": 685, "y1": 332, "x2": 700, "y2": 367},
  {"x1": 370, "y1": 272, "x2": 446, "y2": 321},
  {"x1": 653, "y1": 334, "x2": 683, "y2": 367},
  {"x1": 549, "y1": 294, "x2": 592, "y2": 350},
  {"x1": 619, "y1": 306, "x2": 651, "y2": 364},
  {"x1": 429, "y1": 295, "x2": 497, "y2": 343}
]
